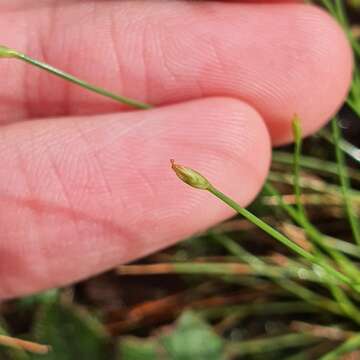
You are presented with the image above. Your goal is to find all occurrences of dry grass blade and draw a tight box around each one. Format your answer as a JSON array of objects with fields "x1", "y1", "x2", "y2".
[{"x1": 0, "y1": 335, "x2": 50, "y2": 354}]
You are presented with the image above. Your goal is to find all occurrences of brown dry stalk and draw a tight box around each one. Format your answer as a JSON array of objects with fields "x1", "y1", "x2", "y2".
[
  {"x1": 0, "y1": 335, "x2": 50, "y2": 354},
  {"x1": 278, "y1": 223, "x2": 313, "y2": 251},
  {"x1": 290, "y1": 321, "x2": 354, "y2": 341}
]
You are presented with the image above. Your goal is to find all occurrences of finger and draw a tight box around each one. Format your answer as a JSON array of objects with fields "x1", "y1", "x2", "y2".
[
  {"x1": 0, "y1": 97, "x2": 270, "y2": 299},
  {"x1": 0, "y1": 1, "x2": 352, "y2": 144}
]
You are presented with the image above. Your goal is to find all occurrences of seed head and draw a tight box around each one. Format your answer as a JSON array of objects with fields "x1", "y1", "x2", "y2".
[
  {"x1": 170, "y1": 159, "x2": 211, "y2": 190},
  {"x1": 0, "y1": 45, "x2": 17, "y2": 58},
  {"x1": 292, "y1": 114, "x2": 302, "y2": 140}
]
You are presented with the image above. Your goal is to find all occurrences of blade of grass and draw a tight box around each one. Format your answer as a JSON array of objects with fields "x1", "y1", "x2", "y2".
[
  {"x1": 333, "y1": 0, "x2": 348, "y2": 28},
  {"x1": 291, "y1": 118, "x2": 360, "y2": 323},
  {"x1": 265, "y1": 182, "x2": 360, "y2": 281},
  {"x1": 319, "y1": 129, "x2": 360, "y2": 164},
  {"x1": 268, "y1": 172, "x2": 360, "y2": 205},
  {"x1": 225, "y1": 333, "x2": 320, "y2": 357},
  {"x1": 272, "y1": 152, "x2": 360, "y2": 182},
  {"x1": 292, "y1": 116, "x2": 306, "y2": 220},
  {"x1": 117, "y1": 261, "x2": 323, "y2": 283},
  {"x1": 347, "y1": 69, "x2": 360, "y2": 117},
  {"x1": 331, "y1": 118, "x2": 360, "y2": 245},
  {"x1": 170, "y1": 160, "x2": 358, "y2": 291},
  {"x1": 319, "y1": 0, "x2": 337, "y2": 14},
  {"x1": 0, "y1": 45, "x2": 152, "y2": 110},
  {"x1": 329, "y1": 283, "x2": 360, "y2": 324},
  {"x1": 210, "y1": 186, "x2": 355, "y2": 289},
  {"x1": 212, "y1": 233, "x2": 342, "y2": 315},
  {"x1": 199, "y1": 301, "x2": 318, "y2": 320},
  {"x1": 319, "y1": 333, "x2": 360, "y2": 360}
]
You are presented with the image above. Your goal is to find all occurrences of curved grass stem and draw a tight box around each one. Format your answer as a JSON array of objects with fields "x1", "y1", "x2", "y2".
[
  {"x1": 171, "y1": 160, "x2": 358, "y2": 292},
  {"x1": 0, "y1": 45, "x2": 151, "y2": 110}
]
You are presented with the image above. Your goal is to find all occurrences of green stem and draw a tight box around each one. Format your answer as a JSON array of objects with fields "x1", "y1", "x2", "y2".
[
  {"x1": 319, "y1": 334, "x2": 360, "y2": 360},
  {"x1": 119, "y1": 261, "x2": 321, "y2": 282},
  {"x1": 265, "y1": 183, "x2": 360, "y2": 281},
  {"x1": 170, "y1": 158, "x2": 359, "y2": 293},
  {"x1": 200, "y1": 301, "x2": 317, "y2": 320},
  {"x1": 319, "y1": 0, "x2": 337, "y2": 14},
  {"x1": 0, "y1": 45, "x2": 151, "y2": 110},
  {"x1": 292, "y1": 116, "x2": 306, "y2": 219},
  {"x1": 268, "y1": 172, "x2": 360, "y2": 204},
  {"x1": 213, "y1": 233, "x2": 342, "y2": 315},
  {"x1": 272, "y1": 151, "x2": 360, "y2": 182},
  {"x1": 225, "y1": 333, "x2": 319, "y2": 357},
  {"x1": 208, "y1": 185, "x2": 353, "y2": 288},
  {"x1": 279, "y1": 119, "x2": 360, "y2": 318},
  {"x1": 329, "y1": 282, "x2": 360, "y2": 324},
  {"x1": 332, "y1": 118, "x2": 360, "y2": 246},
  {"x1": 333, "y1": 0, "x2": 348, "y2": 27},
  {"x1": 290, "y1": 118, "x2": 348, "y2": 275},
  {"x1": 319, "y1": 129, "x2": 360, "y2": 164}
]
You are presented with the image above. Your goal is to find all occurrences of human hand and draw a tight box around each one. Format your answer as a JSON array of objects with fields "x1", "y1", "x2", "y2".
[{"x1": 0, "y1": 0, "x2": 352, "y2": 299}]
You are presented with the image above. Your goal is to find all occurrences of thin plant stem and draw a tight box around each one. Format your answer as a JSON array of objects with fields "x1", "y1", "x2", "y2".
[
  {"x1": 332, "y1": 118, "x2": 360, "y2": 245},
  {"x1": 225, "y1": 333, "x2": 319, "y2": 357},
  {"x1": 118, "y1": 259, "x2": 325, "y2": 283},
  {"x1": 319, "y1": 333, "x2": 360, "y2": 360},
  {"x1": 210, "y1": 187, "x2": 313, "y2": 260},
  {"x1": 334, "y1": 0, "x2": 348, "y2": 27},
  {"x1": 265, "y1": 183, "x2": 360, "y2": 281},
  {"x1": 289, "y1": 118, "x2": 360, "y2": 322},
  {"x1": 0, "y1": 45, "x2": 151, "y2": 110},
  {"x1": 213, "y1": 233, "x2": 342, "y2": 315},
  {"x1": 329, "y1": 283, "x2": 360, "y2": 324},
  {"x1": 209, "y1": 185, "x2": 354, "y2": 288},
  {"x1": 200, "y1": 301, "x2": 318, "y2": 320},
  {"x1": 320, "y1": 0, "x2": 337, "y2": 14},
  {"x1": 170, "y1": 160, "x2": 357, "y2": 291},
  {"x1": 292, "y1": 116, "x2": 306, "y2": 219},
  {"x1": 319, "y1": 129, "x2": 360, "y2": 164},
  {"x1": 268, "y1": 172, "x2": 360, "y2": 204},
  {"x1": 272, "y1": 151, "x2": 360, "y2": 182}
]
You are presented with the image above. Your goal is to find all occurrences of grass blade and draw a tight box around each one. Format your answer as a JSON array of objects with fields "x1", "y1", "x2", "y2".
[
  {"x1": 0, "y1": 45, "x2": 151, "y2": 110},
  {"x1": 319, "y1": 333, "x2": 360, "y2": 360},
  {"x1": 332, "y1": 118, "x2": 360, "y2": 245}
]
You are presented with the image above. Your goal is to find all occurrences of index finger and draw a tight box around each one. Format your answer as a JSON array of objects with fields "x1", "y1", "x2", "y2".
[{"x1": 0, "y1": 0, "x2": 353, "y2": 144}]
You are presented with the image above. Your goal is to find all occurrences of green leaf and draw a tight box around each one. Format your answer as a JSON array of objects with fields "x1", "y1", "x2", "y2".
[
  {"x1": 118, "y1": 311, "x2": 225, "y2": 360},
  {"x1": 160, "y1": 311, "x2": 224, "y2": 360},
  {"x1": 117, "y1": 337, "x2": 161, "y2": 360},
  {"x1": 30, "y1": 299, "x2": 109, "y2": 360}
]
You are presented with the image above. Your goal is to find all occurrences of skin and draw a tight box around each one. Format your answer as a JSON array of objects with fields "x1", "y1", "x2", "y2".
[{"x1": 0, "y1": 0, "x2": 353, "y2": 299}]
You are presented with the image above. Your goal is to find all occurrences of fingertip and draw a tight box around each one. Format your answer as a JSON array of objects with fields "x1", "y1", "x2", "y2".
[{"x1": 269, "y1": 4, "x2": 353, "y2": 144}]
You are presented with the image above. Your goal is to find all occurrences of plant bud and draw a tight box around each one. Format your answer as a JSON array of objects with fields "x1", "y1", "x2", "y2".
[
  {"x1": 171, "y1": 159, "x2": 211, "y2": 190},
  {"x1": 0, "y1": 45, "x2": 17, "y2": 58}
]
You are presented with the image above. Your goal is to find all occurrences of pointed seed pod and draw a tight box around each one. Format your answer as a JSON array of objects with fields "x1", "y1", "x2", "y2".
[
  {"x1": 170, "y1": 159, "x2": 211, "y2": 190},
  {"x1": 0, "y1": 45, "x2": 17, "y2": 58}
]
